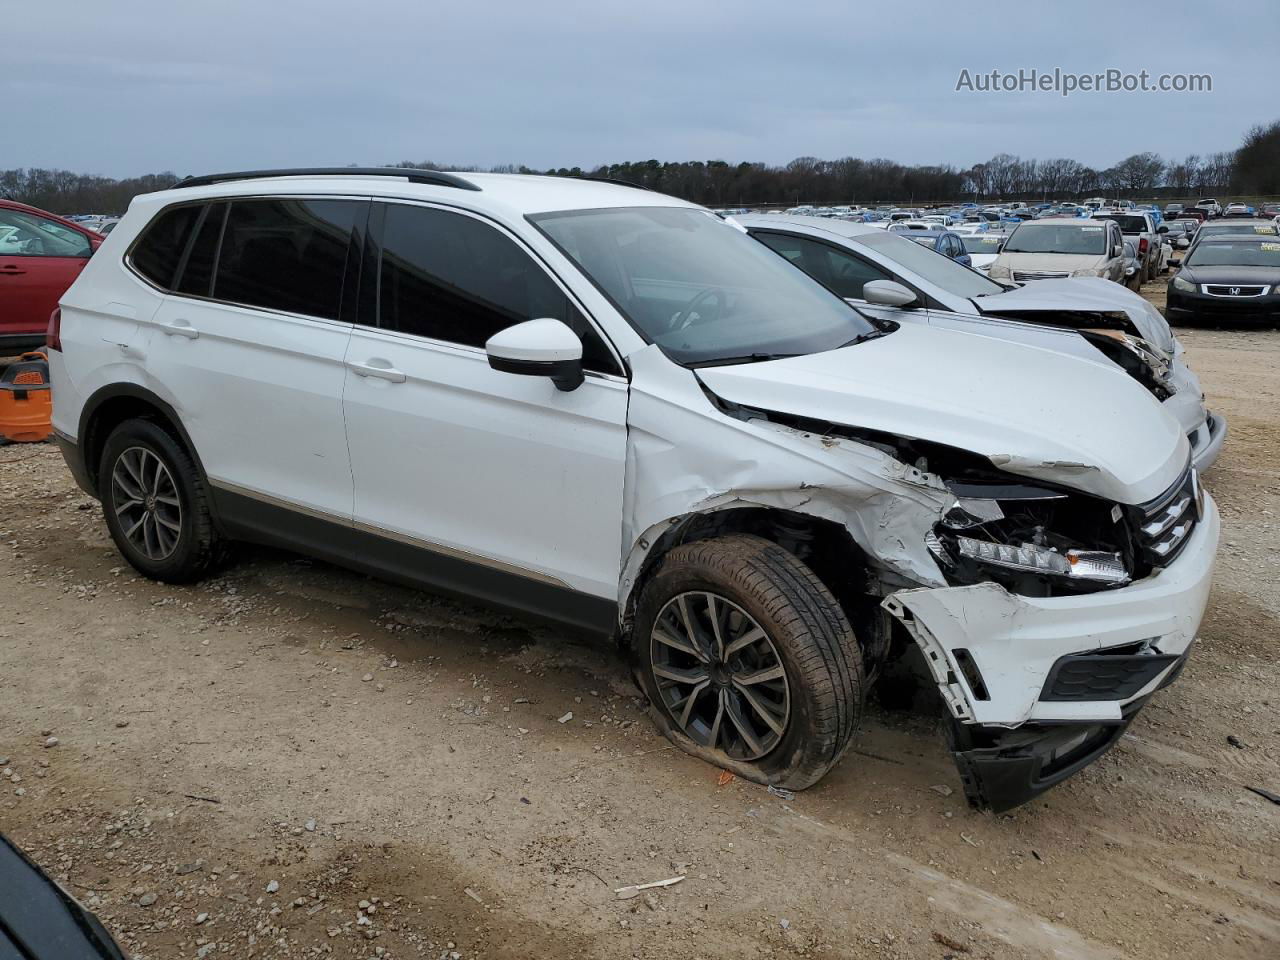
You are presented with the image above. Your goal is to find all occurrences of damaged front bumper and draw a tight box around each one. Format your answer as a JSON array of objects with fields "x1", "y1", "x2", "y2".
[{"x1": 884, "y1": 493, "x2": 1219, "y2": 812}]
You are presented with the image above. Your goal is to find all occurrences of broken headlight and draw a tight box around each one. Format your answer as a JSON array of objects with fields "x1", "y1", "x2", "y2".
[
  {"x1": 927, "y1": 483, "x2": 1132, "y2": 595},
  {"x1": 1079, "y1": 329, "x2": 1172, "y2": 401}
]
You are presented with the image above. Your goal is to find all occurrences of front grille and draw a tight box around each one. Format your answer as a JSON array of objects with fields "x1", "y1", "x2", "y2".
[
  {"x1": 1203, "y1": 284, "x2": 1269, "y2": 297},
  {"x1": 1132, "y1": 465, "x2": 1200, "y2": 567},
  {"x1": 1013, "y1": 270, "x2": 1070, "y2": 281}
]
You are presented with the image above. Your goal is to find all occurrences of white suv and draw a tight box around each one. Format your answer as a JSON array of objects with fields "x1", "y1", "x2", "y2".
[{"x1": 49, "y1": 169, "x2": 1220, "y2": 812}]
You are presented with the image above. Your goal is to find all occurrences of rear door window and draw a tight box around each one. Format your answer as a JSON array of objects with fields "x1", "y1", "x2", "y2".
[
  {"x1": 374, "y1": 202, "x2": 620, "y2": 374},
  {"x1": 212, "y1": 198, "x2": 362, "y2": 321}
]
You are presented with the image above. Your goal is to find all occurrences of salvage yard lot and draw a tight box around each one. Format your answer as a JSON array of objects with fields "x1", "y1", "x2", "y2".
[{"x1": 1, "y1": 295, "x2": 1278, "y2": 959}]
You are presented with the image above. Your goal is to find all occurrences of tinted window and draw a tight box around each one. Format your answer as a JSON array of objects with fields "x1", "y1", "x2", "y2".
[
  {"x1": 1094, "y1": 214, "x2": 1150, "y2": 233},
  {"x1": 754, "y1": 232, "x2": 891, "y2": 300},
  {"x1": 377, "y1": 203, "x2": 619, "y2": 373},
  {"x1": 213, "y1": 198, "x2": 360, "y2": 320},
  {"x1": 0, "y1": 209, "x2": 93, "y2": 258},
  {"x1": 176, "y1": 203, "x2": 226, "y2": 297},
  {"x1": 131, "y1": 205, "x2": 201, "y2": 287}
]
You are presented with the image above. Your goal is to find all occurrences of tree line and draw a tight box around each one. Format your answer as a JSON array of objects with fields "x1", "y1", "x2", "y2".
[{"x1": 6, "y1": 119, "x2": 1278, "y2": 215}]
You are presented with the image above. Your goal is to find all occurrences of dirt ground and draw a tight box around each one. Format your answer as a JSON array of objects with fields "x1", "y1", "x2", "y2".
[{"x1": 1, "y1": 285, "x2": 1277, "y2": 960}]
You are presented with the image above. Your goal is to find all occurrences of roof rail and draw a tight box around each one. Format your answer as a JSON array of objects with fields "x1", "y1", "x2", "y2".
[
  {"x1": 565, "y1": 175, "x2": 652, "y2": 192},
  {"x1": 170, "y1": 167, "x2": 482, "y2": 192}
]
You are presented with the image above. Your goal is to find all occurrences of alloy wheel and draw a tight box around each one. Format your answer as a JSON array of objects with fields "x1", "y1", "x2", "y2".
[
  {"x1": 650, "y1": 591, "x2": 790, "y2": 761},
  {"x1": 111, "y1": 446, "x2": 182, "y2": 561}
]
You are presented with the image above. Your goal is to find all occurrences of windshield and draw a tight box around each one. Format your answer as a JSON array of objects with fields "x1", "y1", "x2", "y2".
[
  {"x1": 961, "y1": 235, "x2": 1004, "y2": 254},
  {"x1": 1185, "y1": 240, "x2": 1280, "y2": 268},
  {"x1": 531, "y1": 207, "x2": 877, "y2": 365},
  {"x1": 1004, "y1": 223, "x2": 1107, "y2": 255},
  {"x1": 1198, "y1": 222, "x2": 1278, "y2": 237},
  {"x1": 1093, "y1": 214, "x2": 1149, "y2": 233},
  {"x1": 855, "y1": 229, "x2": 1004, "y2": 296}
]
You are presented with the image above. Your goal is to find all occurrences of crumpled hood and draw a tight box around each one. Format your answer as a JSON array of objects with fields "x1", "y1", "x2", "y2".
[
  {"x1": 697, "y1": 323, "x2": 1188, "y2": 504},
  {"x1": 972, "y1": 276, "x2": 1175, "y2": 356}
]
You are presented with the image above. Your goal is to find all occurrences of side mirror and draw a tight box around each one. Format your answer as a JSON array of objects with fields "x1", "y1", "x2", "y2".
[
  {"x1": 1169, "y1": 258, "x2": 1182, "y2": 268},
  {"x1": 863, "y1": 279, "x2": 918, "y2": 307},
  {"x1": 1113, "y1": 245, "x2": 1124, "y2": 258},
  {"x1": 486, "y1": 318, "x2": 584, "y2": 392},
  {"x1": 1157, "y1": 225, "x2": 1169, "y2": 234}
]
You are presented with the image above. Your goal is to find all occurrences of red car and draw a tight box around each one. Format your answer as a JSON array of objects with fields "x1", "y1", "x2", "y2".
[{"x1": 0, "y1": 199, "x2": 103, "y2": 355}]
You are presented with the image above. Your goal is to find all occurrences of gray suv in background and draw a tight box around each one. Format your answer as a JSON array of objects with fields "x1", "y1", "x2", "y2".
[{"x1": 1092, "y1": 212, "x2": 1167, "y2": 283}]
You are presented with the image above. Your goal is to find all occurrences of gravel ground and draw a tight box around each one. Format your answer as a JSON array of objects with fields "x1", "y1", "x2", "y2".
[{"x1": 1, "y1": 287, "x2": 1277, "y2": 959}]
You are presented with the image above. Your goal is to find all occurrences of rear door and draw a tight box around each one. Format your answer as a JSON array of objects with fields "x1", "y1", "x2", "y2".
[
  {"x1": 141, "y1": 196, "x2": 364, "y2": 519},
  {"x1": 341, "y1": 201, "x2": 628, "y2": 618},
  {"x1": 0, "y1": 207, "x2": 94, "y2": 337}
]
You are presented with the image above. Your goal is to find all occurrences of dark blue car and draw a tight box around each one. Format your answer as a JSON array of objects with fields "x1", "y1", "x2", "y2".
[{"x1": 904, "y1": 229, "x2": 972, "y2": 268}]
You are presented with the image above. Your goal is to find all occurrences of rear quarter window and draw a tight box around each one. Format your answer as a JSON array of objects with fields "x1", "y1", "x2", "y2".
[{"x1": 130, "y1": 205, "x2": 203, "y2": 288}]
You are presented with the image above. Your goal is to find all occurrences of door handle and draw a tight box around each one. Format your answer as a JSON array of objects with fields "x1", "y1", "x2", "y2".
[
  {"x1": 161, "y1": 320, "x2": 199, "y2": 339},
  {"x1": 0, "y1": 266, "x2": 25, "y2": 275},
  {"x1": 347, "y1": 360, "x2": 407, "y2": 383}
]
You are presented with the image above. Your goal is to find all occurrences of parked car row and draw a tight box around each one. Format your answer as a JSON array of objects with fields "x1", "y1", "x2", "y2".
[{"x1": 36, "y1": 168, "x2": 1224, "y2": 816}]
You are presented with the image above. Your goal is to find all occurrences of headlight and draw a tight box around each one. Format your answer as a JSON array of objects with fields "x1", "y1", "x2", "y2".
[
  {"x1": 927, "y1": 484, "x2": 1133, "y2": 594},
  {"x1": 987, "y1": 263, "x2": 1011, "y2": 278},
  {"x1": 1171, "y1": 276, "x2": 1195, "y2": 292},
  {"x1": 1072, "y1": 266, "x2": 1104, "y2": 277},
  {"x1": 952, "y1": 535, "x2": 1129, "y2": 584}
]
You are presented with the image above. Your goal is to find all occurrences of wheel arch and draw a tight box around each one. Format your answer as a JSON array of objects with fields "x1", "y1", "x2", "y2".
[
  {"x1": 620, "y1": 505, "x2": 884, "y2": 663},
  {"x1": 79, "y1": 384, "x2": 209, "y2": 499}
]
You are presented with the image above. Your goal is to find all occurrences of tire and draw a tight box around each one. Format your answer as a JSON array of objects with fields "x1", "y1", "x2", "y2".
[
  {"x1": 98, "y1": 418, "x2": 225, "y2": 583},
  {"x1": 632, "y1": 534, "x2": 864, "y2": 790}
]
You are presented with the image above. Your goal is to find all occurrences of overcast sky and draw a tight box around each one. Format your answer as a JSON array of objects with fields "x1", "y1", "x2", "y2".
[{"x1": 11, "y1": 0, "x2": 1275, "y2": 178}]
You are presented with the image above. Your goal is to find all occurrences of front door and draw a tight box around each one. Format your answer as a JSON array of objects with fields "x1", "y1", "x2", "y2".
[{"x1": 342, "y1": 201, "x2": 628, "y2": 625}]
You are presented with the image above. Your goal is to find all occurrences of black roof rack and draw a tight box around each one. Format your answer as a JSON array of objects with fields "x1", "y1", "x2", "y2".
[
  {"x1": 170, "y1": 167, "x2": 481, "y2": 192},
  {"x1": 566, "y1": 175, "x2": 651, "y2": 192}
]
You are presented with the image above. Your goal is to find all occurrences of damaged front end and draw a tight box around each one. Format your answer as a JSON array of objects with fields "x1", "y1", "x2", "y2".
[
  {"x1": 884, "y1": 468, "x2": 1218, "y2": 811},
  {"x1": 623, "y1": 337, "x2": 1217, "y2": 813}
]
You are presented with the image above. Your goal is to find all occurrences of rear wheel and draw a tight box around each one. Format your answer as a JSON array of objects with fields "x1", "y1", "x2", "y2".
[
  {"x1": 98, "y1": 418, "x2": 225, "y2": 583},
  {"x1": 633, "y1": 534, "x2": 864, "y2": 790}
]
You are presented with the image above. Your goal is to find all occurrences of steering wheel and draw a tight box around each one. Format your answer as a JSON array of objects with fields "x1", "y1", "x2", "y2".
[{"x1": 669, "y1": 287, "x2": 726, "y2": 332}]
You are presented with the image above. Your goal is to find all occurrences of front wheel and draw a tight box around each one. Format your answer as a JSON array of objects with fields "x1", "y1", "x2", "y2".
[{"x1": 633, "y1": 534, "x2": 864, "y2": 790}]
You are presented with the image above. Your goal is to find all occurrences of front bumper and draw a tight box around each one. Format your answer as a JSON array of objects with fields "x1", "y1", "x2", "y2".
[
  {"x1": 1189, "y1": 410, "x2": 1227, "y2": 473},
  {"x1": 885, "y1": 493, "x2": 1219, "y2": 810},
  {"x1": 947, "y1": 691, "x2": 1171, "y2": 812},
  {"x1": 1166, "y1": 289, "x2": 1280, "y2": 326}
]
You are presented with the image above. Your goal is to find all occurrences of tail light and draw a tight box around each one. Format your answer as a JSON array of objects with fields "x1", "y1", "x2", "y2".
[
  {"x1": 46, "y1": 307, "x2": 62, "y2": 352},
  {"x1": 1138, "y1": 237, "x2": 1149, "y2": 256}
]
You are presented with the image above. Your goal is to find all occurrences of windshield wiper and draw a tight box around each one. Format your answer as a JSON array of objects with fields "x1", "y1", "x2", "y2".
[{"x1": 689, "y1": 352, "x2": 802, "y2": 368}]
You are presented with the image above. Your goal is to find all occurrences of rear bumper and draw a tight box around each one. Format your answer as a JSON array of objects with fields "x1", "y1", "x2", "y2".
[
  {"x1": 0, "y1": 332, "x2": 48, "y2": 356},
  {"x1": 53, "y1": 429, "x2": 96, "y2": 497}
]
